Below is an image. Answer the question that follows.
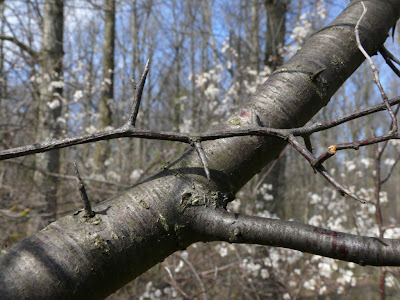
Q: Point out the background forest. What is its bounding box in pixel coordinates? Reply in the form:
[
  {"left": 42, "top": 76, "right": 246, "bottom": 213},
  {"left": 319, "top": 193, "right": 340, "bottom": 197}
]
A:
[{"left": 1, "top": 0, "right": 400, "bottom": 298}]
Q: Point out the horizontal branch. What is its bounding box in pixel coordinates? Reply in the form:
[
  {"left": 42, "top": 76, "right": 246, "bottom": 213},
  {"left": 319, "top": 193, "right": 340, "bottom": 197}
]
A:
[
  {"left": 1, "top": 97, "right": 399, "bottom": 161},
  {"left": 192, "top": 208, "right": 400, "bottom": 266},
  {"left": 0, "top": 127, "right": 282, "bottom": 160},
  {"left": 289, "top": 97, "right": 400, "bottom": 136},
  {"left": 335, "top": 133, "right": 399, "bottom": 151}
]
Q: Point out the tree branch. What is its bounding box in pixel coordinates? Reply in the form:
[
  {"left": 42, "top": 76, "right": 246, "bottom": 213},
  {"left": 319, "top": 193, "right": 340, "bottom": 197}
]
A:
[
  {"left": 1, "top": 97, "right": 399, "bottom": 161},
  {"left": 355, "top": 2, "right": 398, "bottom": 133},
  {"left": 0, "top": 35, "right": 39, "bottom": 59},
  {"left": 1, "top": 1, "right": 400, "bottom": 298},
  {"left": 191, "top": 208, "right": 400, "bottom": 266},
  {"left": 126, "top": 59, "right": 150, "bottom": 128}
]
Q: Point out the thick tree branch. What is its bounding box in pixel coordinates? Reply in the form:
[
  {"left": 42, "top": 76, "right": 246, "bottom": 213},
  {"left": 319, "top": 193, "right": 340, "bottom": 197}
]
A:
[
  {"left": 190, "top": 208, "right": 400, "bottom": 266},
  {"left": 1, "top": 1, "right": 400, "bottom": 298}
]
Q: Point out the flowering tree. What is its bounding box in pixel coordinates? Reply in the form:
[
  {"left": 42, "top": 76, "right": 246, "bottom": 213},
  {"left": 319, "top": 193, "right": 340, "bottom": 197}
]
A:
[{"left": 1, "top": 0, "right": 400, "bottom": 298}]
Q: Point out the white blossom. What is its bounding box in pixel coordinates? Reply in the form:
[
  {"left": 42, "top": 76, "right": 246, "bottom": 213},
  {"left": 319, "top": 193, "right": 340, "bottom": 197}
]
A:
[
  {"left": 49, "top": 80, "right": 64, "bottom": 89},
  {"left": 73, "top": 90, "right": 83, "bottom": 102},
  {"left": 85, "top": 125, "right": 97, "bottom": 134},
  {"left": 260, "top": 268, "right": 269, "bottom": 279},
  {"left": 130, "top": 169, "right": 143, "bottom": 181},
  {"left": 308, "top": 214, "right": 323, "bottom": 227},
  {"left": 56, "top": 117, "right": 66, "bottom": 125},
  {"left": 344, "top": 160, "right": 356, "bottom": 172},
  {"left": 106, "top": 171, "right": 120, "bottom": 182},
  {"left": 384, "top": 158, "right": 395, "bottom": 166},
  {"left": 227, "top": 199, "right": 241, "bottom": 212},
  {"left": 303, "top": 278, "right": 316, "bottom": 290},
  {"left": 283, "top": 293, "right": 291, "bottom": 300},
  {"left": 47, "top": 99, "right": 61, "bottom": 110},
  {"left": 360, "top": 158, "right": 372, "bottom": 168}
]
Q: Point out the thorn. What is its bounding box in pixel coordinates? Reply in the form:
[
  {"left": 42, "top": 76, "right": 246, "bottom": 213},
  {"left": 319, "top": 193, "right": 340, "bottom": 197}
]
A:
[
  {"left": 73, "top": 162, "right": 95, "bottom": 218},
  {"left": 192, "top": 140, "right": 211, "bottom": 180},
  {"left": 127, "top": 59, "right": 151, "bottom": 127},
  {"left": 310, "top": 68, "right": 326, "bottom": 81},
  {"left": 303, "top": 135, "right": 313, "bottom": 153}
]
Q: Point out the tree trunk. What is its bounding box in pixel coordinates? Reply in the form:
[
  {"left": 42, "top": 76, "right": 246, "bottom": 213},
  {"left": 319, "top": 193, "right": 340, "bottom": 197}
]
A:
[
  {"left": 94, "top": 0, "right": 115, "bottom": 170},
  {"left": 262, "top": 0, "right": 288, "bottom": 218},
  {"left": 250, "top": 0, "right": 259, "bottom": 71},
  {"left": 33, "top": 0, "right": 63, "bottom": 229},
  {"left": 1, "top": 1, "right": 400, "bottom": 298},
  {"left": 264, "top": 0, "right": 287, "bottom": 69}
]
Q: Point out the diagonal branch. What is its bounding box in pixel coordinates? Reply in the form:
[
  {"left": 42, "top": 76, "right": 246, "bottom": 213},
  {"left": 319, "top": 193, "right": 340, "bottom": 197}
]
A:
[
  {"left": 0, "top": 35, "right": 39, "bottom": 59},
  {"left": 355, "top": 2, "right": 398, "bottom": 133},
  {"left": 126, "top": 59, "right": 150, "bottom": 128},
  {"left": 191, "top": 208, "right": 400, "bottom": 266},
  {"left": 287, "top": 135, "right": 364, "bottom": 203},
  {"left": 379, "top": 46, "right": 400, "bottom": 78},
  {"left": 192, "top": 140, "right": 211, "bottom": 180}
]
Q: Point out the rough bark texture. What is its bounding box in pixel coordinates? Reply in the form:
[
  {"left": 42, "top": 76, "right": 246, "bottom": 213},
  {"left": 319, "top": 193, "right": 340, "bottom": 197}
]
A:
[
  {"left": 94, "top": 0, "right": 115, "bottom": 169},
  {"left": 262, "top": 0, "right": 288, "bottom": 217},
  {"left": 33, "top": 0, "right": 64, "bottom": 228},
  {"left": 1, "top": 1, "right": 400, "bottom": 299}
]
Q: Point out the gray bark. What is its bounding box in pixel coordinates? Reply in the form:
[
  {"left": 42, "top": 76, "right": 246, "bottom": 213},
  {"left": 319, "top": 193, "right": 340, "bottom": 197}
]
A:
[
  {"left": 262, "top": 0, "right": 288, "bottom": 217},
  {"left": 1, "top": 1, "right": 399, "bottom": 298},
  {"left": 33, "top": 0, "right": 63, "bottom": 228},
  {"left": 94, "top": 0, "right": 115, "bottom": 170}
]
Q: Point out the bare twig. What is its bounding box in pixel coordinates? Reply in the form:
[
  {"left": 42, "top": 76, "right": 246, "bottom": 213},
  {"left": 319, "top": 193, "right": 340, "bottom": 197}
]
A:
[
  {"left": 355, "top": 2, "right": 398, "bottom": 133},
  {"left": 379, "top": 46, "right": 400, "bottom": 78},
  {"left": 379, "top": 46, "right": 400, "bottom": 66},
  {"left": 127, "top": 59, "right": 150, "bottom": 127},
  {"left": 0, "top": 35, "right": 39, "bottom": 58},
  {"left": 287, "top": 135, "right": 365, "bottom": 203},
  {"left": 1, "top": 97, "right": 399, "bottom": 162},
  {"left": 178, "top": 253, "right": 208, "bottom": 300},
  {"left": 164, "top": 266, "right": 190, "bottom": 299},
  {"left": 313, "top": 145, "right": 336, "bottom": 166},
  {"left": 73, "top": 162, "right": 95, "bottom": 218},
  {"left": 381, "top": 151, "right": 400, "bottom": 185},
  {"left": 334, "top": 133, "right": 398, "bottom": 151},
  {"left": 192, "top": 140, "right": 211, "bottom": 180},
  {"left": 382, "top": 224, "right": 400, "bottom": 233},
  {"left": 289, "top": 97, "right": 400, "bottom": 136},
  {"left": 252, "top": 146, "right": 288, "bottom": 203}
]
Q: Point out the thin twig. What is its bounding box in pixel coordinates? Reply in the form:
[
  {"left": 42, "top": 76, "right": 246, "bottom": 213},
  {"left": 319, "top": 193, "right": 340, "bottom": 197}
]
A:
[
  {"left": 164, "top": 266, "right": 190, "bottom": 299},
  {"left": 379, "top": 46, "right": 400, "bottom": 78},
  {"left": 193, "top": 140, "right": 211, "bottom": 180},
  {"left": 381, "top": 152, "right": 400, "bottom": 185},
  {"left": 179, "top": 253, "right": 208, "bottom": 300},
  {"left": 289, "top": 97, "right": 400, "bottom": 136},
  {"left": 355, "top": 2, "right": 398, "bottom": 133},
  {"left": 252, "top": 147, "right": 288, "bottom": 204},
  {"left": 1, "top": 97, "right": 399, "bottom": 161},
  {"left": 73, "top": 162, "right": 95, "bottom": 218},
  {"left": 379, "top": 46, "right": 400, "bottom": 66},
  {"left": 287, "top": 135, "right": 365, "bottom": 203},
  {"left": 127, "top": 59, "right": 150, "bottom": 127},
  {"left": 312, "top": 145, "right": 336, "bottom": 166},
  {"left": 334, "top": 133, "right": 398, "bottom": 151}
]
